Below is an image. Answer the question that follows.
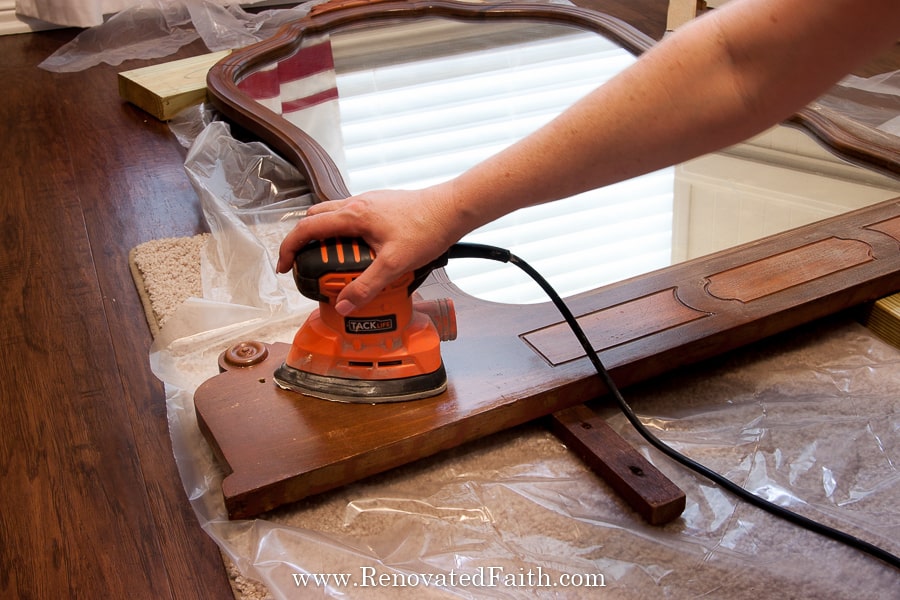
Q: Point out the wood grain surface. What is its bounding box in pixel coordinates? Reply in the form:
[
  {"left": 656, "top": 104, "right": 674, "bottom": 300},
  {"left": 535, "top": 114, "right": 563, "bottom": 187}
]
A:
[
  {"left": 197, "top": 342, "right": 687, "bottom": 522},
  {"left": 201, "top": 0, "right": 900, "bottom": 525},
  {"left": 0, "top": 27, "right": 229, "bottom": 600},
  {"left": 549, "top": 404, "right": 686, "bottom": 525},
  {"left": 195, "top": 196, "right": 900, "bottom": 519}
]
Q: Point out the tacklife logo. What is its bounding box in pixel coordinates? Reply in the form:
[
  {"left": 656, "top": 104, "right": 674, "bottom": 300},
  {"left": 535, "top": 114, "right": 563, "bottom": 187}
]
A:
[{"left": 345, "top": 315, "right": 397, "bottom": 334}]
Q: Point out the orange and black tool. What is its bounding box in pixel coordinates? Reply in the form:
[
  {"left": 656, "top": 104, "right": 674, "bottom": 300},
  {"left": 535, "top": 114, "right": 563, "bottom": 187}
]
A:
[{"left": 274, "top": 237, "right": 456, "bottom": 403}]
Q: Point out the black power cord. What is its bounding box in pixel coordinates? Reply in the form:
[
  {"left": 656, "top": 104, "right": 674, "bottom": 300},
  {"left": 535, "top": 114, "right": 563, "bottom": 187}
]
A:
[{"left": 448, "top": 242, "right": 900, "bottom": 571}]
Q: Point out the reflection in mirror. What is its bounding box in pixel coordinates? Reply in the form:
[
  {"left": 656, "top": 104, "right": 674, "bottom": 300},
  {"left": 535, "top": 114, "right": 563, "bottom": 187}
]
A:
[{"left": 236, "top": 17, "right": 900, "bottom": 304}]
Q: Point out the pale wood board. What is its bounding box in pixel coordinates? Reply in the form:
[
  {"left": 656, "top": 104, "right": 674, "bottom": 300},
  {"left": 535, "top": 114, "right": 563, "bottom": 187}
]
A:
[
  {"left": 862, "top": 291, "right": 900, "bottom": 349},
  {"left": 118, "top": 50, "right": 231, "bottom": 120}
]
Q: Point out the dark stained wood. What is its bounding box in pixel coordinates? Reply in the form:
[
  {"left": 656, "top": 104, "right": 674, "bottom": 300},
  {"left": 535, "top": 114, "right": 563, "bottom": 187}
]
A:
[
  {"left": 0, "top": 27, "right": 229, "bottom": 600},
  {"left": 198, "top": 0, "right": 900, "bottom": 521},
  {"left": 195, "top": 197, "right": 900, "bottom": 519},
  {"left": 197, "top": 342, "right": 686, "bottom": 521},
  {"left": 548, "top": 404, "right": 686, "bottom": 525}
]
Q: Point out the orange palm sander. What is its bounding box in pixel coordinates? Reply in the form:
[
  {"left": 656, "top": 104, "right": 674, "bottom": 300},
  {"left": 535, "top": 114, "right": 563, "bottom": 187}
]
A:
[{"left": 274, "top": 237, "right": 457, "bottom": 403}]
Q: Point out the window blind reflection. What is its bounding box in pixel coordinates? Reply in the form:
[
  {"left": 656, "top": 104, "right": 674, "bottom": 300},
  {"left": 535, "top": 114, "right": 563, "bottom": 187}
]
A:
[{"left": 332, "top": 23, "right": 674, "bottom": 304}]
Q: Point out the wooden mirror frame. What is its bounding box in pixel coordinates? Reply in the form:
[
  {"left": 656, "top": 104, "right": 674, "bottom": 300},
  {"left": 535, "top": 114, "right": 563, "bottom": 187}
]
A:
[
  {"left": 208, "top": 0, "right": 900, "bottom": 194},
  {"left": 201, "top": 0, "right": 900, "bottom": 518}
]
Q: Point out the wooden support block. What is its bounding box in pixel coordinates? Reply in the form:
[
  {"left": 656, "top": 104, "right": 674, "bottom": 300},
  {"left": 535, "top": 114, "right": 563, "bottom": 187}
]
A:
[
  {"left": 196, "top": 339, "right": 688, "bottom": 522},
  {"left": 118, "top": 50, "right": 230, "bottom": 120},
  {"left": 861, "top": 291, "right": 900, "bottom": 349},
  {"left": 549, "top": 404, "right": 686, "bottom": 525}
]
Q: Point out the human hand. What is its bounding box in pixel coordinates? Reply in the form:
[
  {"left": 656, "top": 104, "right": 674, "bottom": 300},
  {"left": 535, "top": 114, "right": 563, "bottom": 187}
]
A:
[{"left": 277, "top": 186, "right": 465, "bottom": 315}]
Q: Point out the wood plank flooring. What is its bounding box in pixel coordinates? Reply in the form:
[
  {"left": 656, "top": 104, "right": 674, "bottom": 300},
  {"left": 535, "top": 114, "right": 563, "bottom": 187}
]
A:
[{"left": 0, "top": 27, "right": 231, "bottom": 600}]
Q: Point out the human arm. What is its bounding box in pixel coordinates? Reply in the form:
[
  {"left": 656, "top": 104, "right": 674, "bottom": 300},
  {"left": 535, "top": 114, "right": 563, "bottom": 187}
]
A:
[{"left": 278, "top": 0, "right": 900, "bottom": 315}]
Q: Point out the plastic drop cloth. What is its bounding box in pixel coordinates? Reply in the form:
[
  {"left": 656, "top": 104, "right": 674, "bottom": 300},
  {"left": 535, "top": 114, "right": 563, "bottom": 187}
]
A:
[
  {"left": 148, "top": 104, "right": 900, "bottom": 599},
  {"left": 37, "top": 0, "right": 330, "bottom": 72},
  {"left": 820, "top": 70, "right": 900, "bottom": 137}
]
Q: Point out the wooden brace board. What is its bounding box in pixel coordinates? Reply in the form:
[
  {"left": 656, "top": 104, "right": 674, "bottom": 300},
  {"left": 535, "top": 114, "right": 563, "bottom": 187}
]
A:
[
  {"left": 197, "top": 341, "right": 687, "bottom": 522},
  {"left": 195, "top": 198, "right": 900, "bottom": 519}
]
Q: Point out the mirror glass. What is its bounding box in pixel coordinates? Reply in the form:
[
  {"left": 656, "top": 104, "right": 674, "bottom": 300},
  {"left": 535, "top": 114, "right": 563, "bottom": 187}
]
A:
[{"left": 235, "top": 17, "right": 900, "bottom": 304}]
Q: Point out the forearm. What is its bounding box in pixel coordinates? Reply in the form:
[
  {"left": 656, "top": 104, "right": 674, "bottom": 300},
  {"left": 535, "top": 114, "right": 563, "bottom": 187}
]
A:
[
  {"left": 279, "top": 0, "right": 899, "bottom": 313},
  {"left": 442, "top": 0, "right": 900, "bottom": 236}
]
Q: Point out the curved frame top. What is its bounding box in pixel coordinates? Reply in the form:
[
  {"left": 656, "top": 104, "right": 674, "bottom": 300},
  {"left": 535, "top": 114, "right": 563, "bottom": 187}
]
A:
[
  {"left": 207, "top": 0, "right": 671, "bottom": 201},
  {"left": 207, "top": 0, "right": 900, "bottom": 199}
]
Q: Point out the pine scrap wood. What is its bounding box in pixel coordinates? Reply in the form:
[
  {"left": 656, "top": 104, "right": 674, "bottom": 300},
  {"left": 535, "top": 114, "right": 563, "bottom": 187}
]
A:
[
  {"left": 118, "top": 50, "right": 231, "bottom": 121},
  {"left": 862, "top": 291, "right": 900, "bottom": 349}
]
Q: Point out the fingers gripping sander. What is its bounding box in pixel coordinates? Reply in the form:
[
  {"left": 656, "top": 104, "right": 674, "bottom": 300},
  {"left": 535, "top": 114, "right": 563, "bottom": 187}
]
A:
[{"left": 274, "top": 238, "right": 457, "bottom": 403}]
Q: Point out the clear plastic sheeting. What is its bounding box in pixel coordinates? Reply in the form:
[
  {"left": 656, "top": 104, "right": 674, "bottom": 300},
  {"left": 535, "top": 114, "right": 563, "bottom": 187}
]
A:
[
  {"left": 37, "top": 0, "right": 329, "bottom": 72},
  {"left": 153, "top": 309, "right": 900, "bottom": 598},
  {"left": 37, "top": 0, "right": 198, "bottom": 72},
  {"left": 177, "top": 105, "right": 315, "bottom": 318},
  {"left": 153, "top": 110, "right": 900, "bottom": 598},
  {"left": 816, "top": 69, "right": 900, "bottom": 138}
]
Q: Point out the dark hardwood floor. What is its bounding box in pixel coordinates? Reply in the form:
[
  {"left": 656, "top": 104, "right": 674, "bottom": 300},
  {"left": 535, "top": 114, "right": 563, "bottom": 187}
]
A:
[
  {"left": 1, "top": 1, "right": 895, "bottom": 597},
  {"left": 1, "top": 25, "right": 231, "bottom": 600}
]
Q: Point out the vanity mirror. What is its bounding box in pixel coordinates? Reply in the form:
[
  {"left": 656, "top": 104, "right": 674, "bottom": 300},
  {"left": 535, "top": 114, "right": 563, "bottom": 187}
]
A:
[
  {"left": 202, "top": 0, "right": 900, "bottom": 517},
  {"left": 208, "top": 0, "right": 900, "bottom": 304}
]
